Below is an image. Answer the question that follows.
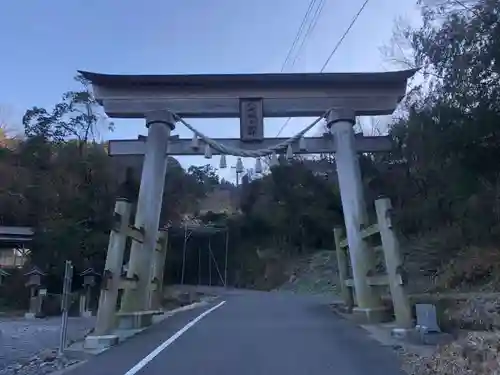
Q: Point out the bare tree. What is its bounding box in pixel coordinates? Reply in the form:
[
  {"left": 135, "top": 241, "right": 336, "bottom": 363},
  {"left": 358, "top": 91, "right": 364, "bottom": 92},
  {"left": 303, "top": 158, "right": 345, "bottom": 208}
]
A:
[
  {"left": 0, "top": 104, "right": 23, "bottom": 139},
  {"left": 379, "top": 16, "right": 418, "bottom": 70}
]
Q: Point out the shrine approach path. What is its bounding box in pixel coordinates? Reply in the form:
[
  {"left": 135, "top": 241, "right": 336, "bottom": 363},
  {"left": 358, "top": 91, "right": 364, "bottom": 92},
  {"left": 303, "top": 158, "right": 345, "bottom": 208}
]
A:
[{"left": 65, "top": 289, "right": 405, "bottom": 375}]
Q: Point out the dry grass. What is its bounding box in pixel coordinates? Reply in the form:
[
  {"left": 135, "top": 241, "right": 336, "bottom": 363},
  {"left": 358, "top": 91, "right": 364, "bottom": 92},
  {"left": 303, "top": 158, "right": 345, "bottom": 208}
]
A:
[{"left": 401, "top": 332, "right": 500, "bottom": 375}]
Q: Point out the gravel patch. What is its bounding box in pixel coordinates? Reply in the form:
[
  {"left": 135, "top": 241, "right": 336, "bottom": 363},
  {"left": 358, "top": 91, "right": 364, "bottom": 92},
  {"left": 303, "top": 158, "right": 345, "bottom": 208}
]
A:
[
  {"left": 0, "top": 316, "right": 94, "bottom": 374},
  {"left": 0, "top": 350, "right": 82, "bottom": 375}
]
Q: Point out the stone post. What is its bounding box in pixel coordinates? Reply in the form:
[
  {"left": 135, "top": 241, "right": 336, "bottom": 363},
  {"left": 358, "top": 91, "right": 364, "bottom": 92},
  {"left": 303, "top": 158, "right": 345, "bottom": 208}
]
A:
[
  {"left": 121, "top": 110, "right": 175, "bottom": 312},
  {"left": 375, "top": 197, "right": 413, "bottom": 329},
  {"left": 148, "top": 229, "right": 169, "bottom": 311},
  {"left": 24, "top": 267, "right": 46, "bottom": 319},
  {"left": 80, "top": 268, "right": 100, "bottom": 317},
  {"left": 94, "top": 199, "right": 132, "bottom": 335},
  {"left": 333, "top": 227, "right": 354, "bottom": 310},
  {"left": 327, "top": 109, "right": 384, "bottom": 320}
]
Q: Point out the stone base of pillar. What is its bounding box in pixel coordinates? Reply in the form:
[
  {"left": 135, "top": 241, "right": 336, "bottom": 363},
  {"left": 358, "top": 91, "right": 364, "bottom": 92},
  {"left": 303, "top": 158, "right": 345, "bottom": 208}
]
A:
[
  {"left": 116, "top": 311, "right": 158, "bottom": 330},
  {"left": 83, "top": 335, "right": 119, "bottom": 350},
  {"left": 81, "top": 310, "right": 93, "bottom": 318},
  {"left": 24, "top": 312, "right": 36, "bottom": 320},
  {"left": 332, "top": 301, "right": 354, "bottom": 314},
  {"left": 391, "top": 327, "right": 416, "bottom": 340},
  {"left": 352, "top": 306, "right": 392, "bottom": 324}
]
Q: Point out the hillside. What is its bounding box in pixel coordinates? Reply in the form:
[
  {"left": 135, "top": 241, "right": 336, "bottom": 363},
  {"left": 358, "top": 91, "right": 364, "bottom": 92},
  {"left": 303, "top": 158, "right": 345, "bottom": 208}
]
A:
[{"left": 279, "top": 250, "right": 340, "bottom": 296}]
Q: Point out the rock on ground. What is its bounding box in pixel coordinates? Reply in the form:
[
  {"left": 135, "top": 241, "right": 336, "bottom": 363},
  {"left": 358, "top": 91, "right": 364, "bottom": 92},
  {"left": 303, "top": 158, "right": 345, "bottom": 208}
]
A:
[
  {"left": 0, "top": 349, "right": 82, "bottom": 375},
  {"left": 0, "top": 316, "right": 94, "bottom": 374}
]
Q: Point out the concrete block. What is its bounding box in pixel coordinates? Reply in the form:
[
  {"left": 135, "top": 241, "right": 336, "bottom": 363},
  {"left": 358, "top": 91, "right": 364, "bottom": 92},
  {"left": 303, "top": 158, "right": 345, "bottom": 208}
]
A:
[
  {"left": 24, "top": 312, "right": 36, "bottom": 320},
  {"left": 116, "top": 311, "right": 155, "bottom": 330},
  {"left": 352, "top": 306, "right": 392, "bottom": 324},
  {"left": 81, "top": 310, "right": 93, "bottom": 318},
  {"left": 83, "top": 334, "right": 119, "bottom": 350}
]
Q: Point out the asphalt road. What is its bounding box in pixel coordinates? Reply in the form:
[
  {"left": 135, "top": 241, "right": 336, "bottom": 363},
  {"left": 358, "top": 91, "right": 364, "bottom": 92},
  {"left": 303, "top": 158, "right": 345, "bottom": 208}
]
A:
[{"left": 66, "top": 290, "right": 405, "bottom": 375}]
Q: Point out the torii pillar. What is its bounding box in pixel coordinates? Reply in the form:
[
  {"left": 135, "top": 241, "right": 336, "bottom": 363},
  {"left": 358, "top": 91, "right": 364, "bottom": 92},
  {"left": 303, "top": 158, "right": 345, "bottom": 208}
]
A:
[
  {"left": 120, "top": 110, "right": 175, "bottom": 312},
  {"left": 327, "top": 109, "right": 386, "bottom": 321}
]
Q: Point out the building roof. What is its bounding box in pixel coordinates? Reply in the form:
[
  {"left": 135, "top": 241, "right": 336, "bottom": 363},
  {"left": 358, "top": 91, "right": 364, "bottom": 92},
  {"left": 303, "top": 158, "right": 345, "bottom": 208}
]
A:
[{"left": 0, "top": 226, "right": 33, "bottom": 243}]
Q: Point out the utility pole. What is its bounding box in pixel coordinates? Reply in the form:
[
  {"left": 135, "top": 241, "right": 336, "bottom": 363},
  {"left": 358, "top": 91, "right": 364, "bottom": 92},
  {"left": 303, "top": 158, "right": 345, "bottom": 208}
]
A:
[
  {"left": 231, "top": 166, "right": 241, "bottom": 187},
  {"left": 59, "top": 260, "right": 73, "bottom": 355}
]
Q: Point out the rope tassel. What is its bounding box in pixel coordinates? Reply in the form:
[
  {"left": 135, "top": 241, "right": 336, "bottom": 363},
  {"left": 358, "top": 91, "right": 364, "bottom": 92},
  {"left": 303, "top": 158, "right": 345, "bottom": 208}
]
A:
[
  {"left": 270, "top": 152, "right": 279, "bottom": 167},
  {"left": 299, "top": 136, "right": 307, "bottom": 151},
  {"left": 255, "top": 157, "right": 262, "bottom": 174},
  {"left": 204, "top": 144, "right": 212, "bottom": 159},
  {"left": 219, "top": 154, "right": 227, "bottom": 169},
  {"left": 235, "top": 157, "right": 244, "bottom": 173},
  {"left": 191, "top": 133, "right": 199, "bottom": 149}
]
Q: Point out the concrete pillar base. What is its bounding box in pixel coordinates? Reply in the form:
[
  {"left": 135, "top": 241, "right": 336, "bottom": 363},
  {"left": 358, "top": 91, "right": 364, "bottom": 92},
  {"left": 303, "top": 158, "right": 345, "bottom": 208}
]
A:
[
  {"left": 81, "top": 310, "right": 93, "bottom": 318},
  {"left": 84, "top": 335, "right": 119, "bottom": 350},
  {"left": 352, "top": 307, "right": 392, "bottom": 324},
  {"left": 116, "top": 311, "right": 156, "bottom": 330},
  {"left": 332, "top": 302, "right": 354, "bottom": 314},
  {"left": 24, "top": 312, "right": 36, "bottom": 319}
]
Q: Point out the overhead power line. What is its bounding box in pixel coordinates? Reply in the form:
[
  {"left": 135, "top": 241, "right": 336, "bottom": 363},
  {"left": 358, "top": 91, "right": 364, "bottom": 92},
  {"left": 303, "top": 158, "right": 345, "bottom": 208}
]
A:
[
  {"left": 320, "top": 0, "right": 370, "bottom": 72},
  {"left": 287, "top": 0, "right": 326, "bottom": 71},
  {"left": 281, "top": 0, "right": 318, "bottom": 72},
  {"left": 275, "top": 0, "right": 325, "bottom": 138},
  {"left": 276, "top": 0, "right": 371, "bottom": 137},
  {"left": 276, "top": 0, "right": 326, "bottom": 137}
]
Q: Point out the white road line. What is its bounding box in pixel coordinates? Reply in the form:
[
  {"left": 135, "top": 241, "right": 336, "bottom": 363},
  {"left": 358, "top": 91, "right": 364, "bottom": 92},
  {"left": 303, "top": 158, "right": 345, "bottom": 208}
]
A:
[{"left": 123, "top": 300, "right": 226, "bottom": 375}]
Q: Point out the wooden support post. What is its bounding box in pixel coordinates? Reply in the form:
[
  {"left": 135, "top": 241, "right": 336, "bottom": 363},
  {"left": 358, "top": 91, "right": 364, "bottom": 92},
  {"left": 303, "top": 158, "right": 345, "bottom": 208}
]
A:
[
  {"left": 333, "top": 227, "right": 354, "bottom": 310},
  {"left": 94, "top": 199, "right": 132, "bottom": 335},
  {"left": 148, "top": 229, "right": 169, "bottom": 311},
  {"left": 375, "top": 197, "right": 413, "bottom": 329}
]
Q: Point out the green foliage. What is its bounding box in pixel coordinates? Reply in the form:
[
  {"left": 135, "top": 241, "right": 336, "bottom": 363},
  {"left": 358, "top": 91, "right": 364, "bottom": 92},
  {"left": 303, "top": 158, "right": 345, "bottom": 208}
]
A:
[
  {"left": 379, "top": 0, "right": 500, "bottom": 250},
  {"left": 238, "top": 160, "right": 343, "bottom": 255},
  {"left": 23, "top": 74, "right": 112, "bottom": 150},
  {"left": 0, "top": 80, "right": 220, "bottom": 282},
  {"left": 187, "top": 165, "right": 219, "bottom": 193}
]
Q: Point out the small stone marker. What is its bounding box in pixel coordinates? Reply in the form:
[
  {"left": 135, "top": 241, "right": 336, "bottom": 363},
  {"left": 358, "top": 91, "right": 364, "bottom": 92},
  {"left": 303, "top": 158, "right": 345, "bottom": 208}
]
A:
[{"left": 415, "top": 303, "right": 441, "bottom": 333}]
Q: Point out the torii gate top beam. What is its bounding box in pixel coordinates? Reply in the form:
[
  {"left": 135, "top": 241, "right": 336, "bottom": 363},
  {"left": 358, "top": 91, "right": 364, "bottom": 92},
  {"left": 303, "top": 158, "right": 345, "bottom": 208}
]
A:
[{"left": 79, "top": 69, "right": 417, "bottom": 119}]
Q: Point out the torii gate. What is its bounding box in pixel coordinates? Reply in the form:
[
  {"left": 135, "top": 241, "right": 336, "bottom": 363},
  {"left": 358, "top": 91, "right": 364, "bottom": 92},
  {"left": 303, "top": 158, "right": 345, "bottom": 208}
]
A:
[{"left": 81, "top": 69, "right": 416, "bottom": 337}]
